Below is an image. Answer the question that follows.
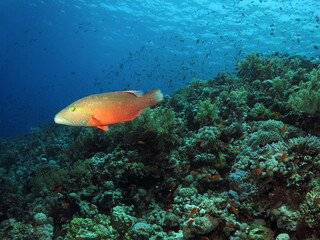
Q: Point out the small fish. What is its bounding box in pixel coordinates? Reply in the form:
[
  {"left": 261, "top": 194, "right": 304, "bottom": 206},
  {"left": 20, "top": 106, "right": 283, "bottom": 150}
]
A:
[
  {"left": 279, "top": 153, "right": 288, "bottom": 163},
  {"left": 212, "top": 175, "right": 221, "bottom": 182},
  {"left": 165, "top": 209, "right": 171, "bottom": 216},
  {"left": 293, "top": 159, "right": 300, "bottom": 165},
  {"left": 89, "top": 205, "right": 95, "bottom": 210},
  {"left": 226, "top": 221, "right": 235, "bottom": 227},
  {"left": 238, "top": 133, "right": 246, "bottom": 140},
  {"left": 251, "top": 124, "right": 255, "bottom": 133},
  {"left": 231, "top": 206, "right": 239, "bottom": 218},
  {"left": 54, "top": 186, "right": 62, "bottom": 193},
  {"left": 202, "top": 237, "right": 210, "bottom": 240},
  {"left": 280, "top": 125, "right": 287, "bottom": 136},
  {"left": 176, "top": 167, "right": 182, "bottom": 171},
  {"left": 314, "top": 45, "right": 319, "bottom": 49},
  {"left": 137, "top": 140, "right": 145, "bottom": 145},
  {"left": 33, "top": 226, "right": 38, "bottom": 232},
  {"left": 316, "top": 197, "right": 320, "bottom": 205},
  {"left": 128, "top": 184, "right": 136, "bottom": 189},
  {"left": 168, "top": 203, "right": 173, "bottom": 208},
  {"left": 186, "top": 219, "right": 195, "bottom": 225},
  {"left": 63, "top": 203, "right": 70, "bottom": 208},
  {"left": 254, "top": 169, "right": 262, "bottom": 175},
  {"left": 54, "top": 89, "right": 163, "bottom": 130},
  {"left": 189, "top": 207, "right": 198, "bottom": 217},
  {"left": 76, "top": 237, "right": 86, "bottom": 240},
  {"left": 138, "top": 228, "right": 148, "bottom": 232}
]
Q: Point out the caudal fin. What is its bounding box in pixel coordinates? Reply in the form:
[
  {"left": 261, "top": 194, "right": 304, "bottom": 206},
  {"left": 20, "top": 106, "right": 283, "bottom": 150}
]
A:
[{"left": 142, "top": 89, "right": 164, "bottom": 108}]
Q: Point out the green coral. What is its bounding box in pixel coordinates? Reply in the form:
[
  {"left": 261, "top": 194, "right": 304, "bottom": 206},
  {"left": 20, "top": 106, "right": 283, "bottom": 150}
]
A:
[
  {"left": 0, "top": 219, "right": 35, "bottom": 240},
  {"left": 270, "top": 77, "right": 289, "bottom": 96},
  {"left": 29, "top": 165, "right": 68, "bottom": 194},
  {"left": 299, "top": 186, "right": 320, "bottom": 228},
  {"left": 220, "top": 86, "right": 248, "bottom": 106},
  {"left": 288, "top": 66, "right": 320, "bottom": 114},
  {"left": 238, "top": 52, "right": 285, "bottom": 81},
  {"left": 247, "top": 120, "right": 284, "bottom": 148},
  {"left": 66, "top": 215, "right": 116, "bottom": 239},
  {"left": 70, "top": 158, "right": 93, "bottom": 180},
  {"left": 248, "top": 225, "right": 274, "bottom": 240},
  {"left": 111, "top": 206, "right": 136, "bottom": 235},
  {"left": 249, "top": 103, "right": 284, "bottom": 120},
  {"left": 194, "top": 99, "right": 218, "bottom": 125},
  {"left": 116, "top": 106, "right": 179, "bottom": 152}
]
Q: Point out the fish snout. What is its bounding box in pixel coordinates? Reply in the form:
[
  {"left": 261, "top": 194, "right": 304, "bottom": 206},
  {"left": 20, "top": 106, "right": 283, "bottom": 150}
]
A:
[{"left": 54, "top": 115, "right": 68, "bottom": 125}]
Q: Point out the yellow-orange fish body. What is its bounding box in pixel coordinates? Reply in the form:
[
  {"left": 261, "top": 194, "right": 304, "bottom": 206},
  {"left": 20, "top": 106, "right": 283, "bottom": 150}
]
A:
[{"left": 54, "top": 89, "right": 163, "bottom": 130}]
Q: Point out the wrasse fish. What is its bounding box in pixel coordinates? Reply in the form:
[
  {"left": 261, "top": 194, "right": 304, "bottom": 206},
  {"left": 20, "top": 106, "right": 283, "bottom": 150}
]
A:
[{"left": 54, "top": 89, "right": 164, "bottom": 130}]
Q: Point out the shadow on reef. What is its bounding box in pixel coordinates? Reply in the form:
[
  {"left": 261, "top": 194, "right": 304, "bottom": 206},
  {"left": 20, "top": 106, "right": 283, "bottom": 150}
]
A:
[{"left": 0, "top": 52, "right": 320, "bottom": 239}]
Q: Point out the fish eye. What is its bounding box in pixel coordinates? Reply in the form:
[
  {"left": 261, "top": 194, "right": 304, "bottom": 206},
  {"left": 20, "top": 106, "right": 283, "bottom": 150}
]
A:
[{"left": 70, "top": 106, "right": 76, "bottom": 112}]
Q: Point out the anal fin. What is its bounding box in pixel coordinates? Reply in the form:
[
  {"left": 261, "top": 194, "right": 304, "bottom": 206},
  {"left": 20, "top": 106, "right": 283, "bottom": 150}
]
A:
[{"left": 97, "top": 125, "right": 109, "bottom": 131}]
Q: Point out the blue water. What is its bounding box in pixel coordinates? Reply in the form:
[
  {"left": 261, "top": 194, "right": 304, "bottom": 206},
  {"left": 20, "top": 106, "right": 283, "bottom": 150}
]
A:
[{"left": 1, "top": 0, "right": 319, "bottom": 138}]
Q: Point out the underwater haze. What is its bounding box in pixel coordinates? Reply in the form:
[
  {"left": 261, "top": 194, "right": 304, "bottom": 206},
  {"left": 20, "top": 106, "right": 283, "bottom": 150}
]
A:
[{"left": 1, "top": 0, "right": 319, "bottom": 138}]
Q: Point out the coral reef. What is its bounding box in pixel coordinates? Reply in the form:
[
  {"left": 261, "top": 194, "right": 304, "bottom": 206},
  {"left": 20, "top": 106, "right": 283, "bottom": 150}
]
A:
[{"left": 1, "top": 52, "right": 320, "bottom": 239}]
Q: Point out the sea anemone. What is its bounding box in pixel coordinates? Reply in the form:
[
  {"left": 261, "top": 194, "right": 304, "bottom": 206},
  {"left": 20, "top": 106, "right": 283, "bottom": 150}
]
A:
[{"left": 286, "top": 135, "right": 320, "bottom": 156}]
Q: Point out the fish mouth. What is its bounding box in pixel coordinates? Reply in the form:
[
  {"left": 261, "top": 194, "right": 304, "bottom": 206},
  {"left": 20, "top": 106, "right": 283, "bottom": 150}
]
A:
[{"left": 54, "top": 115, "right": 67, "bottom": 125}]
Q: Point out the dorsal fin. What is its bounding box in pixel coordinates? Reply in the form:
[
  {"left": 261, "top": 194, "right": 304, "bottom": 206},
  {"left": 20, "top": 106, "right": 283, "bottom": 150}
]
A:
[{"left": 123, "top": 90, "right": 143, "bottom": 96}]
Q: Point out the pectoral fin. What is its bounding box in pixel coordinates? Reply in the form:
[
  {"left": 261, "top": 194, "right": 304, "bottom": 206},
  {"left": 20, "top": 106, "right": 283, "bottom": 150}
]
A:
[{"left": 91, "top": 115, "right": 109, "bottom": 131}]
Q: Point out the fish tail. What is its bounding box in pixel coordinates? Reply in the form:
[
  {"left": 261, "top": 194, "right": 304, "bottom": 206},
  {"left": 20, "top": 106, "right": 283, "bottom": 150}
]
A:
[{"left": 141, "top": 89, "right": 164, "bottom": 108}]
